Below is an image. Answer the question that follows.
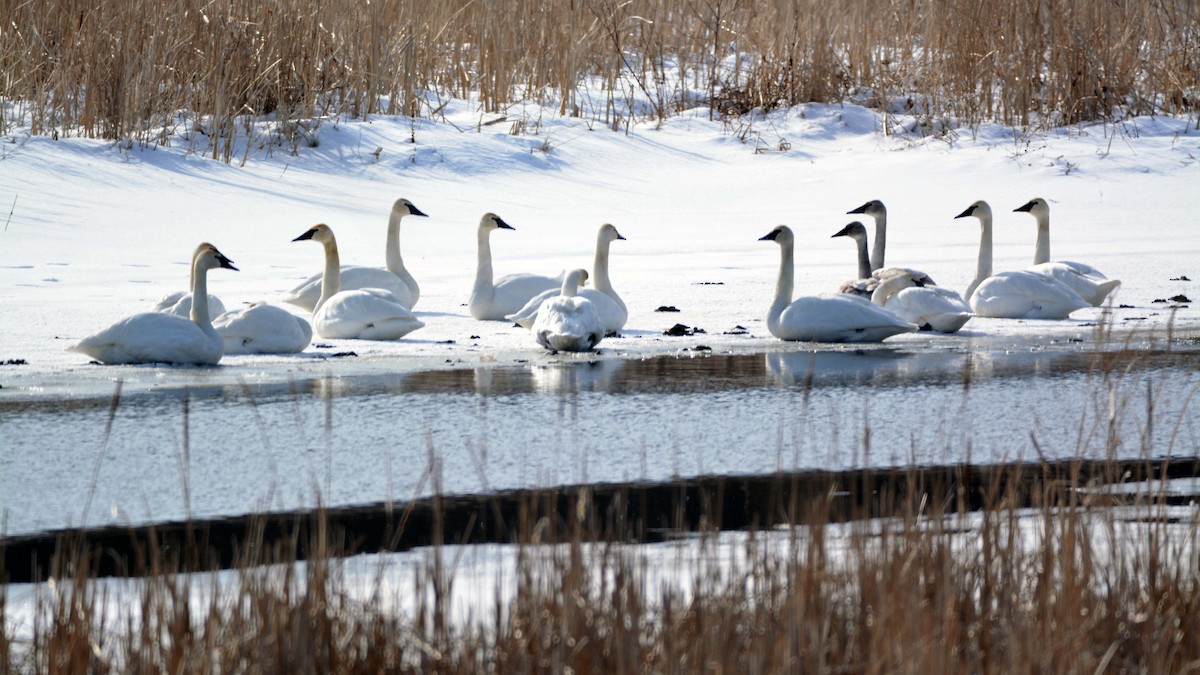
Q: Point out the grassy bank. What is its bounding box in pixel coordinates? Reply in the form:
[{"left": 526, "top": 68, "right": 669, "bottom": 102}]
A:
[{"left": 3, "top": 0, "right": 1197, "bottom": 159}]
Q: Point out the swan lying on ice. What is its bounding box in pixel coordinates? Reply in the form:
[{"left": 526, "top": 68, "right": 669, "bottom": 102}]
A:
[
  {"left": 71, "top": 243, "right": 238, "bottom": 365},
  {"left": 869, "top": 273, "right": 973, "bottom": 333},
  {"left": 469, "top": 213, "right": 563, "bottom": 320},
  {"left": 213, "top": 302, "right": 312, "bottom": 354},
  {"left": 955, "top": 200, "right": 1089, "bottom": 320},
  {"left": 760, "top": 225, "right": 917, "bottom": 343},
  {"left": 531, "top": 269, "right": 607, "bottom": 352},
  {"left": 283, "top": 198, "right": 427, "bottom": 311},
  {"left": 293, "top": 223, "right": 425, "bottom": 340},
  {"left": 507, "top": 223, "right": 627, "bottom": 334},
  {"left": 1013, "top": 197, "right": 1120, "bottom": 306},
  {"left": 831, "top": 220, "right": 934, "bottom": 298}
]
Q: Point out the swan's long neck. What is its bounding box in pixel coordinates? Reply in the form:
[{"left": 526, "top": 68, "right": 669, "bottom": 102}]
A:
[
  {"left": 385, "top": 211, "right": 420, "bottom": 301},
  {"left": 188, "top": 256, "right": 213, "bottom": 327},
  {"left": 966, "top": 213, "right": 993, "bottom": 301},
  {"left": 853, "top": 235, "right": 872, "bottom": 280},
  {"left": 591, "top": 233, "right": 626, "bottom": 312},
  {"left": 870, "top": 273, "right": 907, "bottom": 307},
  {"left": 316, "top": 239, "right": 342, "bottom": 312},
  {"left": 562, "top": 271, "right": 584, "bottom": 298},
  {"left": 1033, "top": 212, "right": 1051, "bottom": 265},
  {"left": 473, "top": 225, "right": 495, "bottom": 302},
  {"left": 870, "top": 210, "right": 887, "bottom": 271},
  {"left": 768, "top": 240, "right": 795, "bottom": 333}
]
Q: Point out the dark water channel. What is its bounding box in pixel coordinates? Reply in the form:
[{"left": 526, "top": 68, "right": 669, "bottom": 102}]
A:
[{"left": 2, "top": 346, "right": 1196, "bottom": 537}]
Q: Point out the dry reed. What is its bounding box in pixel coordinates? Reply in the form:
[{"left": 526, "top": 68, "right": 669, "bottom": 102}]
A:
[{"left": 2, "top": 0, "right": 1196, "bottom": 161}]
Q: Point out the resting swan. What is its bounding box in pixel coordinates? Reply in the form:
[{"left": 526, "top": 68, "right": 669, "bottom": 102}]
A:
[
  {"left": 469, "top": 213, "right": 564, "bottom": 320},
  {"left": 760, "top": 225, "right": 917, "bottom": 342},
  {"left": 870, "top": 273, "right": 973, "bottom": 333},
  {"left": 283, "top": 198, "right": 427, "bottom": 311},
  {"left": 955, "top": 200, "right": 1089, "bottom": 319},
  {"left": 507, "top": 224, "right": 628, "bottom": 334},
  {"left": 151, "top": 243, "right": 227, "bottom": 318},
  {"left": 71, "top": 243, "right": 238, "bottom": 365},
  {"left": 213, "top": 302, "right": 313, "bottom": 354},
  {"left": 293, "top": 224, "right": 425, "bottom": 340},
  {"left": 830, "top": 221, "right": 932, "bottom": 298},
  {"left": 531, "top": 269, "right": 607, "bottom": 352},
  {"left": 1014, "top": 197, "right": 1120, "bottom": 306},
  {"left": 846, "top": 199, "right": 935, "bottom": 285}
]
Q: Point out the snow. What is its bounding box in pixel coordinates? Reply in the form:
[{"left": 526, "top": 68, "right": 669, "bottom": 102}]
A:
[{"left": 1, "top": 101, "right": 1198, "bottom": 400}]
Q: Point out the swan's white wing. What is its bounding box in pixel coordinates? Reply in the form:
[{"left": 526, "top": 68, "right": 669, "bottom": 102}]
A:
[
  {"left": 970, "top": 271, "right": 1090, "bottom": 319},
  {"left": 775, "top": 294, "right": 917, "bottom": 343},
  {"left": 70, "top": 312, "right": 223, "bottom": 365},
  {"left": 873, "top": 267, "right": 935, "bottom": 286},
  {"left": 152, "top": 293, "right": 226, "bottom": 319},
  {"left": 314, "top": 288, "right": 424, "bottom": 340},
  {"left": 885, "top": 286, "right": 973, "bottom": 333},
  {"left": 506, "top": 288, "right": 558, "bottom": 327},
  {"left": 1027, "top": 262, "right": 1119, "bottom": 306},
  {"left": 487, "top": 272, "right": 564, "bottom": 318},
  {"left": 533, "top": 296, "right": 605, "bottom": 352},
  {"left": 283, "top": 266, "right": 416, "bottom": 311},
  {"left": 214, "top": 303, "right": 313, "bottom": 354}
]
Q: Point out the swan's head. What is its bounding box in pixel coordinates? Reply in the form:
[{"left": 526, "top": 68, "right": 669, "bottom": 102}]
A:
[
  {"left": 831, "top": 221, "right": 868, "bottom": 242},
  {"left": 599, "top": 223, "right": 627, "bottom": 242},
  {"left": 196, "top": 242, "right": 238, "bottom": 272},
  {"left": 567, "top": 268, "right": 590, "bottom": 286},
  {"left": 1013, "top": 197, "right": 1048, "bottom": 218},
  {"left": 847, "top": 199, "right": 885, "bottom": 217},
  {"left": 758, "top": 225, "right": 793, "bottom": 245},
  {"left": 955, "top": 200, "right": 992, "bottom": 221},
  {"left": 293, "top": 223, "right": 335, "bottom": 245},
  {"left": 480, "top": 212, "right": 515, "bottom": 232},
  {"left": 393, "top": 198, "right": 428, "bottom": 218}
]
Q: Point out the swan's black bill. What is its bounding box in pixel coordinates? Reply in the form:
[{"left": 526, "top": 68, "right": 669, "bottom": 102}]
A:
[
  {"left": 954, "top": 205, "right": 977, "bottom": 219},
  {"left": 216, "top": 252, "right": 238, "bottom": 271},
  {"left": 494, "top": 216, "right": 515, "bottom": 230},
  {"left": 1014, "top": 200, "right": 1036, "bottom": 213},
  {"left": 759, "top": 229, "right": 781, "bottom": 241},
  {"left": 293, "top": 229, "right": 318, "bottom": 242},
  {"left": 847, "top": 200, "right": 875, "bottom": 215},
  {"left": 409, "top": 203, "right": 429, "bottom": 217},
  {"left": 831, "top": 222, "right": 862, "bottom": 238}
]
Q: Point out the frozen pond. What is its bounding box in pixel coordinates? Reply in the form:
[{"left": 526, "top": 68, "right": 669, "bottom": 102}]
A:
[{"left": 2, "top": 343, "right": 1197, "bottom": 537}]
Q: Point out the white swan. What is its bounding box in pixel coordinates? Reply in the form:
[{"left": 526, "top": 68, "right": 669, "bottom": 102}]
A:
[
  {"left": 293, "top": 224, "right": 425, "bottom": 340},
  {"left": 759, "top": 225, "right": 917, "bottom": 342},
  {"left": 283, "top": 198, "right": 427, "bottom": 311},
  {"left": 70, "top": 243, "right": 238, "bottom": 365},
  {"left": 469, "top": 213, "right": 564, "bottom": 320},
  {"left": 151, "top": 243, "right": 228, "bottom": 318},
  {"left": 870, "top": 273, "right": 973, "bottom": 333},
  {"left": 507, "top": 223, "right": 628, "bottom": 334},
  {"left": 213, "top": 302, "right": 313, "bottom": 354},
  {"left": 846, "top": 199, "right": 935, "bottom": 285},
  {"left": 1014, "top": 197, "right": 1120, "bottom": 305},
  {"left": 955, "top": 200, "right": 1090, "bottom": 319},
  {"left": 531, "top": 269, "right": 606, "bottom": 352}
]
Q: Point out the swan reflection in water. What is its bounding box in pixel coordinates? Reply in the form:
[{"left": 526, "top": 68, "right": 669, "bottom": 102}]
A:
[{"left": 765, "top": 349, "right": 976, "bottom": 388}]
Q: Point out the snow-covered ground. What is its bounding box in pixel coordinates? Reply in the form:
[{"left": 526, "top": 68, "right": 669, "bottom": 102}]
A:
[{"left": 2, "top": 100, "right": 1198, "bottom": 400}]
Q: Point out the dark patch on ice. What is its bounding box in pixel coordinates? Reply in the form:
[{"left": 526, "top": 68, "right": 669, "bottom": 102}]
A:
[
  {"left": 437, "top": 340, "right": 456, "bottom": 344},
  {"left": 664, "top": 323, "right": 705, "bottom": 336},
  {"left": 695, "top": 281, "right": 724, "bottom": 285},
  {"left": 655, "top": 305, "right": 681, "bottom": 312},
  {"left": 723, "top": 325, "right": 749, "bottom": 335},
  {"left": 469, "top": 335, "right": 481, "bottom": 340},
  {"left": 1169, "top": 294, "right": 1191, "bottom": 303},
  {"left": 1118, "top": 304, "right": 1135, "bottom": 309},
  {"left": 1170, "top": 275, "right": 1191, "bottom": 281},
  {"left": 328, "top": 351, "right": 358, "bottom": 358},
  {"left": 2, "top": 359, "right": 28, "bottom": 366},
  {"left": 314, "top": 343, "right": 334, "bottom": 349}
]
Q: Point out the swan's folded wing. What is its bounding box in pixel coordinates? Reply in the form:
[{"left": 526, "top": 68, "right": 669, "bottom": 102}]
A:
[
  {"left": 284, "top": 266, "right": 415, "bottom": 310},
  {"left": 70, "top": 313, "right": 222, "bottom": 364},
  {"left": 506, "top": 288, "right": 558, "bottom": 327},
  {"left": 214, "top": 303, "right": 312, "bottom": 353}
]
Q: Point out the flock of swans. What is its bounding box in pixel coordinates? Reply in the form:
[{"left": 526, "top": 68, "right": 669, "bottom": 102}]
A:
[{"left": 68, "top": 197, "right": 1118, "bottom": 366}]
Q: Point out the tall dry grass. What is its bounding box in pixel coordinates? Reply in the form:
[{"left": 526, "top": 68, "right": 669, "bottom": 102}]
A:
[
  {"left": 3, "top": 467, "right": 1198, "bottom": 673},
  {"left": 2, "top": 0, "right": 1196, "bottom": 159}
]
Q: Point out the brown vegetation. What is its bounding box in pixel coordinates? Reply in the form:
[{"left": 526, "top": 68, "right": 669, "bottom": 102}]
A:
[{"left": 2, "top": 0, "right": 1197, "bottom": 158}]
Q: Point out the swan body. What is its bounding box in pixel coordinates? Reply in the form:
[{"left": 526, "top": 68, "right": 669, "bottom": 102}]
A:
[
  {"left": 760, "top": 226, "right": 917, "bottom": 343},
  {"left": 870, "top": 273, "right": 973, "bottom": 333},
  {"left": 469, "top": 213, "right": 564, "bottom": 320},
  {"left": 956, "top": 201, "right": 1089, "bottom": 319},
  {"left": 294, "top": 224, "right": 425, "bottom": 340},
  {"left": 151, "top": 243, "right": 228, "bottom": 317},
  {"left": 507, "top": 224, "right": 627, "bottom": 333},
  {"left": 71, "top": 244, "right": 238, "bottom": 365},
  {"left": 532, "top": 269, "right": 606, "bottom": 352},
  {"left": 1014, "top": 198, "right": 1120, "bottom": 305},
  {"left": 213, "top": 302, "right": 313, "bottom": 354},
  {"left": 283, "top": 198, "right": 427, "bottom": 311}
]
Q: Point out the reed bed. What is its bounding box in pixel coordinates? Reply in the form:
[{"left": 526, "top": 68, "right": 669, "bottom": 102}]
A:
[
  {"left": 2, "top": 0, "right": 1197, "bottom": 160},
  {"left": 2, "top": 465, "right": 1198, "bottom": 674}
]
